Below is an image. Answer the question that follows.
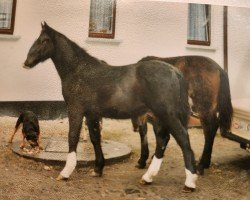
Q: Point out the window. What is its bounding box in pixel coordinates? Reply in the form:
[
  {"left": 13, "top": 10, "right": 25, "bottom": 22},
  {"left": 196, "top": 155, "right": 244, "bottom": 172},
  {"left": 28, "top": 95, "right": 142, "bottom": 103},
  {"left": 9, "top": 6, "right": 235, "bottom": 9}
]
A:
[
  {"left": 188, "top": 4, "right": 211, "bottom": 46},
  {"left": 0, "top": 0, "right": 16, "bottom": 34},
  {"left": 89, "top": 0, "right": 116, "bottom": 39}
]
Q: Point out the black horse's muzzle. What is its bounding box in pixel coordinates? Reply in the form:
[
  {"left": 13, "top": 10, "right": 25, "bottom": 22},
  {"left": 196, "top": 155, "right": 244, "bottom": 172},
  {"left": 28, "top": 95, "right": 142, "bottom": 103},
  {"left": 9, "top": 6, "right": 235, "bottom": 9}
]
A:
[
  {"left": 23, "top": 64, "right": 31, "bottom": 69},
  {"left": 23, "top": 58, "right": 35, "bottom": 69}
]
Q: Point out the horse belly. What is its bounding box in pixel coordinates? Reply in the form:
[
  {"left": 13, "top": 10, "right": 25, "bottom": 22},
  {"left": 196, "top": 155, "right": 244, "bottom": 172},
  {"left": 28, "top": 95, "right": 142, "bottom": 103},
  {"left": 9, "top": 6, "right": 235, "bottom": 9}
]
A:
[
  {"left": 101, "top": 100, "right": 148, "bottom": 119},
  {"left": 101, "top": 106, "right": 148, "bottom": 119},
  {"left": 100, "top": 92, "right": 147, "bottom": 119}
]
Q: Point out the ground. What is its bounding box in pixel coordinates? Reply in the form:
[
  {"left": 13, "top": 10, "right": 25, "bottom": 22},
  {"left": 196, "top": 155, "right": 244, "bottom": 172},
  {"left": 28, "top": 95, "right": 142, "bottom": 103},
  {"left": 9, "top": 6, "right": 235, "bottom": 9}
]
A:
[{"left": 0, "top": 117, "right": 249, "bottom": 200}]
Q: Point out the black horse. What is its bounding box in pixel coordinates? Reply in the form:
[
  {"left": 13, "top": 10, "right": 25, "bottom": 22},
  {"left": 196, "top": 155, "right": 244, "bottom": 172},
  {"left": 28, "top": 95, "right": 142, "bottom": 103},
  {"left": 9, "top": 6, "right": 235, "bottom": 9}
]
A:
[
  {"left": 133, "top": 55, "right": 248, "bottom": 175},
  {"left": 23, "top": 23, "right": 197, "bottom": 191}
]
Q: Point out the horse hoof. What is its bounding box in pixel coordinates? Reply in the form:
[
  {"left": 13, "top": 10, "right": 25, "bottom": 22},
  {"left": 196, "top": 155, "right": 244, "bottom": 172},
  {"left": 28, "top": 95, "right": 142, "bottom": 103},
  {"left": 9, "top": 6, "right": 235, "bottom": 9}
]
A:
[
  {"left": 90, "top": 170, "right": 102, "bottom": 177},
  {"left": 139, "top": 179, "right": 152, "bottom": 185},
  {"left": 56, "top": 174, "right": 68, "bottom": 181},
  {"left": 197, "top": 166, "right": 205, "bottom": 176},
  {"left": 182, "top": 185, "right": 195, "bottom": 193},
  {"left": 135, "top": 163, "right": 146, "bottom": 169}
]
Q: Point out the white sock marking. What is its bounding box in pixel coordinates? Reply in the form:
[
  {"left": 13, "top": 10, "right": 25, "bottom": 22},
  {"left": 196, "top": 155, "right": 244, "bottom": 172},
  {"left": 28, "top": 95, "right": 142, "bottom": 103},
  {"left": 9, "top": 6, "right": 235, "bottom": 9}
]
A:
[
  {"left": 185, "top": 169, "right": 198, "bottom": 188},
  {"left": 142, "top": 156, "right": 163, "bottom": 183},
  {"left": 60, "top": 152, "right": 77, "bottom": 178}
]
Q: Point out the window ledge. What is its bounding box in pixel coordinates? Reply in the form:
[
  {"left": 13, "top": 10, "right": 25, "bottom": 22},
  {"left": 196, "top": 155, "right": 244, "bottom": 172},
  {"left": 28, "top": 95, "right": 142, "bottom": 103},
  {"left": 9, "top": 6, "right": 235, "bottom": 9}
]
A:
[
  {"left": 85, "top": 37, "right": 122, "bottom": 45},
  {"left": 0, "top": 34, "right": 21, "bottom": 41},
  {"left": 186, "top": 44, "right": 217, "bottom": 52}
]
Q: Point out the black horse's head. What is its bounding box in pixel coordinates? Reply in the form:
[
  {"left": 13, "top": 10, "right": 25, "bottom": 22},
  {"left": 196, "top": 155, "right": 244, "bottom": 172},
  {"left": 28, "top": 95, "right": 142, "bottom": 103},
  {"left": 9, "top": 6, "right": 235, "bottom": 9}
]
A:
[{"left": 24, "top": 22, "right": 55, "bottom": 69}]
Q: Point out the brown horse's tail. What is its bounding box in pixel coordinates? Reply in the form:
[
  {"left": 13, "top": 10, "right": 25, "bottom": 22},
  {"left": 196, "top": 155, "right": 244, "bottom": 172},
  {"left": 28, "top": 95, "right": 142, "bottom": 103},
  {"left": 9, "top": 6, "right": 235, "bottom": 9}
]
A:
[{"left": 218, "top": 69, "right": 233, "bottom": 133}]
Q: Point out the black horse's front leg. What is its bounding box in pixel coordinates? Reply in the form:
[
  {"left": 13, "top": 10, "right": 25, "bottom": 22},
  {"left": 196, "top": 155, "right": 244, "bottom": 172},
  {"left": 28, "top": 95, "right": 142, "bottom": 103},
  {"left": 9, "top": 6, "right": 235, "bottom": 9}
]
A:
[
  {"left": 57, "top": 106, "right": 84, "bottom": 181},
  {"left": 86, "top": 116, "right": 105, "bottom": 177}
]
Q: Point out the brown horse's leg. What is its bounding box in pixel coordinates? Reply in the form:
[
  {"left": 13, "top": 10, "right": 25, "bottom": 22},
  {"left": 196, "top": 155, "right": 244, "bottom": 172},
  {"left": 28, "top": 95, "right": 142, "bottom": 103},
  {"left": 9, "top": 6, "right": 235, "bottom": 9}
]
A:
[
  {"left": 198, "top": 113, "right": 219, "bottom": 175},
  {"left": 189, "top": 68, "right": 220, "bottom": 175}
]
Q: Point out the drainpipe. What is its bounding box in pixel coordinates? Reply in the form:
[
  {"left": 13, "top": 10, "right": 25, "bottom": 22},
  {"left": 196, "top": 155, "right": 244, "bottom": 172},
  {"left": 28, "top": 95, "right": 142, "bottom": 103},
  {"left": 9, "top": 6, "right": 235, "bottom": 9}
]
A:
[{"left": 223, "top": 6, "right": 228, "bottom": 72}]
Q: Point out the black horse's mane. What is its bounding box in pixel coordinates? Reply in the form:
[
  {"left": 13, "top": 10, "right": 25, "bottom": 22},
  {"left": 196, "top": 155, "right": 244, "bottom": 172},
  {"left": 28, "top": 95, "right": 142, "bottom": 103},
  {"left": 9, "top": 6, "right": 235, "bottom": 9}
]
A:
[{"left": 44, "top": 24, "right": 103, "bottom": 66}]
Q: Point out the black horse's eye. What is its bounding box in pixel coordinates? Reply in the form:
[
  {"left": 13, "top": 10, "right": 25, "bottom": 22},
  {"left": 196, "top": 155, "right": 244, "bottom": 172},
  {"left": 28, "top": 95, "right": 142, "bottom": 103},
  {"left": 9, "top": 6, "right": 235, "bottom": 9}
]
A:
[{"left": 42, "top": 39, "right": 49, "bottom": 44}]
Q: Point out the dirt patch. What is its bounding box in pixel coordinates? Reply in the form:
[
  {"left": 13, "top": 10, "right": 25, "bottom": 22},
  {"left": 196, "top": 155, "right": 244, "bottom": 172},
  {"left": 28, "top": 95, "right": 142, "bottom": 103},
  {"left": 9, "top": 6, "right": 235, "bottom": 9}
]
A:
[{"left": 0, "top": 117, "right": 249, "bottom": 200}]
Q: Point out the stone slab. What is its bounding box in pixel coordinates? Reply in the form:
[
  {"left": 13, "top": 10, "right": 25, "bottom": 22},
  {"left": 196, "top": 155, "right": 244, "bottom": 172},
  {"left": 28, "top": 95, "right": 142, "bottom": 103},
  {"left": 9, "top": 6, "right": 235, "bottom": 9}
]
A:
[{"left": 11, "top": 137, "right": 131, "bottom": 166}]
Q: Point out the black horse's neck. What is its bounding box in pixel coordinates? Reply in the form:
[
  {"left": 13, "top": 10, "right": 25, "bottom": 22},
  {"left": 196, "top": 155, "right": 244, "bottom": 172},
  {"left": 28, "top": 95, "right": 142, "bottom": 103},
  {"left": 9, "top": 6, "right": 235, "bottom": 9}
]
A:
[{"left": 49, "top": 28, "right": 100, "bottom": 80}]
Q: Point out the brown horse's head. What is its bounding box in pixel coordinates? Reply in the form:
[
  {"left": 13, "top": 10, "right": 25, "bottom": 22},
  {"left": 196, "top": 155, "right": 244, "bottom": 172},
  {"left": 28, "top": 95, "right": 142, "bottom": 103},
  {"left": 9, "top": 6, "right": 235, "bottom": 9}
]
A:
[{"left": 23, "top": 22, "right": 55, "bottom": 69}]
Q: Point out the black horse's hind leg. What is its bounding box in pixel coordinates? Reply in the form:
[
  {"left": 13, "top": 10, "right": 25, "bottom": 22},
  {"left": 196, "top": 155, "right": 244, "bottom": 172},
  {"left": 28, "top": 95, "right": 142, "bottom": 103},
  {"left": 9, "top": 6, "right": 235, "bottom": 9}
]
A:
[
  {"left": 169, "top": 118, "right": 197, "bottom": 190},
  {"left": 154, "top": 126, "right": 170, "bottom": 158},
  {"left": 141, "top": 124, "right": 170, "bottom": 184},
  {"left": 57, "top": 106, "right": 84, "bottom": 180},
  {"left": 131, "top": 117, "right": 139, "bottom": 132},
  {"left": 137, "top": 123, "right": 149, "bottom": 169},
  {"left": 198, "top": 114, "right": 219, "bottom": 175},
  {"left": 134, "top": 116, "right": 149, "bottom": 169},
  {"left": 86, "top": 116, "right": 105, "bottom": 177}
]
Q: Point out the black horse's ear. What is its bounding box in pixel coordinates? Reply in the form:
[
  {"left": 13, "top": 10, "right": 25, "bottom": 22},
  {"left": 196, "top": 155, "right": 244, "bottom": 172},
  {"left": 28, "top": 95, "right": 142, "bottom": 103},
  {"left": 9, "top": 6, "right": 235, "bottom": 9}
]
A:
[{"left": 41, "top": 21, "right": 48, "bottom": 30}]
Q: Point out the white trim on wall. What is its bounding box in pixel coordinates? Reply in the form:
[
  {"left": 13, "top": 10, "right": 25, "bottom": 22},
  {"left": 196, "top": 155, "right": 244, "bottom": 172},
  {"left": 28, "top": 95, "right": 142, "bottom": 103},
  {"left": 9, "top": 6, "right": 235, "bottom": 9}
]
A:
[
  {"left": 0, "top": 34, "right": 20, "bottom": 40},
  {"left": 133, "top": 0, "right": 250, "bottom": 8}
]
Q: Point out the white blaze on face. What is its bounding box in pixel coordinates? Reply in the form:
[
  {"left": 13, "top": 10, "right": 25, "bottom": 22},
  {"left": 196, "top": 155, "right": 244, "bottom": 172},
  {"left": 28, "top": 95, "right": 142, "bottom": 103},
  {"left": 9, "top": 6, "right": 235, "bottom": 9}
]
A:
[
  {"left": 185, "top": 169, "right": 198, "bottom": 188},
  {"left": 60, "top": 152, "right": 77, "bottom": 178},
  {"left": 142, "top": 156, "right": 163, "bottom": 183}
]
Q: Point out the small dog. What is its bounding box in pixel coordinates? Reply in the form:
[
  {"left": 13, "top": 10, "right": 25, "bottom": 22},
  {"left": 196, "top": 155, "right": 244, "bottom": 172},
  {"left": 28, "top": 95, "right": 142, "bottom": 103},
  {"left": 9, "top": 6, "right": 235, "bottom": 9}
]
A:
[{"left": 9, "top": 111, "right": 43, "bottom": 149}]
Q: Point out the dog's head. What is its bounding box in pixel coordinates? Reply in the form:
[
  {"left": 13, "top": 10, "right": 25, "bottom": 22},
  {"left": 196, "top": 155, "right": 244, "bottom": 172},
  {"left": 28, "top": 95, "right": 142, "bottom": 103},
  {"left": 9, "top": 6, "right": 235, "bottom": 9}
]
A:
[{"left": 25, "top": 131, "right": 39, "bottom": 148}]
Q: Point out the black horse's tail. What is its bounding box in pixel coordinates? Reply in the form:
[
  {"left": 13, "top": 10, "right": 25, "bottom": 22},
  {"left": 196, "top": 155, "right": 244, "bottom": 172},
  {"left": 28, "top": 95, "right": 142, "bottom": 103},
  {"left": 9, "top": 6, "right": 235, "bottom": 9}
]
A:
[
  {"left": 217, "top": 69, "right": 233, "bottom": 134},
  {"left": 178, "top": 74, "right": 190, "bottom": 129}
]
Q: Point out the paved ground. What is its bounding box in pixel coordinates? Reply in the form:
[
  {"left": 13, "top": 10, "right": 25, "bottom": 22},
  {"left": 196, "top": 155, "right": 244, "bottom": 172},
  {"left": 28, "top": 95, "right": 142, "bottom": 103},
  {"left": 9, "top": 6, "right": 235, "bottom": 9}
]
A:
[{"left": 0, "top": 117, "right": 249, "bottom": 200}]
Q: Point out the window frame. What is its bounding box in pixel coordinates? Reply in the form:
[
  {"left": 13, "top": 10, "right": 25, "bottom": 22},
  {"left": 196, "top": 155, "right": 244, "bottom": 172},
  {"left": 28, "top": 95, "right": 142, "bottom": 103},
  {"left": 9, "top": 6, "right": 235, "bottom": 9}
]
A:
[
  {"left": 88, "top": 0, "right": 117, "bottom": 39},
  {"left": 187, "top": 4, "right": 211, "bottom": 46},
  {"left": 0, "top": 0, "right": 17, "bottom": 35}
]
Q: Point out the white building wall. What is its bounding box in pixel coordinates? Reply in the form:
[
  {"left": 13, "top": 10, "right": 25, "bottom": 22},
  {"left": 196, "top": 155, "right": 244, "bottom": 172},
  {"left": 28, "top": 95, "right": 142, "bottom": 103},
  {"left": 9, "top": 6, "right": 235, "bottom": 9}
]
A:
[
  {"left": 0, "top": 0, "right": 248, "bottom": 101},
  {"left": 228, "top": 6, "right": 250, "bottom": 99}
]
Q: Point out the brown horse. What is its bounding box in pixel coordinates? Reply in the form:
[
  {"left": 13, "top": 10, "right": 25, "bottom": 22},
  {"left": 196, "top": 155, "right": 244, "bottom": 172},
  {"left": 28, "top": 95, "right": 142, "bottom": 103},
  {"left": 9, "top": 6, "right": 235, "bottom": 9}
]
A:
[{"left": 134, "top": 55, "right": 234, "bottom": 175}]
